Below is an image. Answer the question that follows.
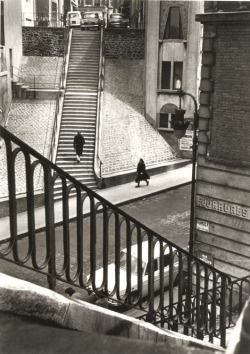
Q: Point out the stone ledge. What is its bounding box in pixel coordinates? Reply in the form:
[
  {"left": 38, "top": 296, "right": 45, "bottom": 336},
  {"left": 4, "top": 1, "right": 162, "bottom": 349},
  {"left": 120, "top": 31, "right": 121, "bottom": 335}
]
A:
[
  {"left": 196, "top": 11, "right": 250, "bottom": 24},
  {"left": 0, "top": 273, "right": 224, "bottom": 353}
]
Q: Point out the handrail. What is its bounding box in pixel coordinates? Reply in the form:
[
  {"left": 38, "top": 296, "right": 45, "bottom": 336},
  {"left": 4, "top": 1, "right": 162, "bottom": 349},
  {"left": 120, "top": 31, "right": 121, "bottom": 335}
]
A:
[
  {"left": 94, "top": 27, "right": 104, "bottom": 185},
  {"left": 61, "top": 27, "right": 72, "bottom": 89},
  {"left": 49, "top": 88, "right": 64, "bottom": 163},
  {"left": 49, "top": 27, "right": 71, "bottom": 163},
  {"left": 1, "top": 125, "right": 246, "bottom": 348},
  {"left": 12, "top": 71, "right": 60, "bottom": 90}
]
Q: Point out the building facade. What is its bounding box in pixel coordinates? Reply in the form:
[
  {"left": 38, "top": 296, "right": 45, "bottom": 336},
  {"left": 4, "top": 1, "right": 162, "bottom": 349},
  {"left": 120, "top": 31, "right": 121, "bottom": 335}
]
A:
[
  {"left": 144, "top": 1, "right": 204, "bottom": 156},
  {"left": 0, "top": 0, "right": 23, "bottom": 127},
  {"left": 195, "top": 1, "right": 250, "bottom": 278},
  {"left": 22, "top": 0, "right": 66, "bottom": 27}
]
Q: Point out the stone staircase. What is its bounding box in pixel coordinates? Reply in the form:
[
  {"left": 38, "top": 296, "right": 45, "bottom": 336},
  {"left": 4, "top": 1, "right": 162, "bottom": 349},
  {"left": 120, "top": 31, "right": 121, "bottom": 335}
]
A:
[{"left": 54, "top": 29, "right": 101, "bottom": 196}]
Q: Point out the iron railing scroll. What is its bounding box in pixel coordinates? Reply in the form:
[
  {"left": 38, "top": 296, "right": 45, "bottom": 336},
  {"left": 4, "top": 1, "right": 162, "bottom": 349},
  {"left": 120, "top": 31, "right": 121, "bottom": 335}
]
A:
[{"left": 94, "top": 27, "right": 104, "bottom": 187}]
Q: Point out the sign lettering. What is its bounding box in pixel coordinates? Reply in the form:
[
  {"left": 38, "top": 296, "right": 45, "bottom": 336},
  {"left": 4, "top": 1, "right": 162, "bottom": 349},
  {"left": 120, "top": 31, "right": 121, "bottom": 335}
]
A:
[{"left": 196, "top": 195, "right": 250, "bottom": 220}]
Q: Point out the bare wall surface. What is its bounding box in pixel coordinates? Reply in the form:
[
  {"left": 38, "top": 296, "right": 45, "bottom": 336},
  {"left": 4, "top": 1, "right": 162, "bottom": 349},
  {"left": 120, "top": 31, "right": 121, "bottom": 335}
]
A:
[{"left": 101, "top": 59, "right": 178, "bottom": 176}]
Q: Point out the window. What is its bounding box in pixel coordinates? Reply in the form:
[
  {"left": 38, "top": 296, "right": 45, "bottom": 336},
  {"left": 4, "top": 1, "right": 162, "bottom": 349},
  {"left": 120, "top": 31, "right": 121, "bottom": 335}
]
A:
[
  {"left": 161, "top": 61, "right": 171, "bottom": 89},
  {"left": 161, "top": 61, "right": 183, "bottom": 90},
  {"left": 159, "top": 103, "right": 178, "bottom": 130},
  {"left": 160, "top": 113, "right": 170, "bottom": 128},
  {"left": 164, "top": 7, "right": 183, "bottom": 39},
  {"left": 173, "top": 62, "right": 183, "bottom": 89}
]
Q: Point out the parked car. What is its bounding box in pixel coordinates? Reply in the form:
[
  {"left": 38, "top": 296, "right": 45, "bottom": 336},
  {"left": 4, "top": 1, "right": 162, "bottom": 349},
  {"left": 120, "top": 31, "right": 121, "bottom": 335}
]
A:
[
  {"left": 87, "top": 241, "right": 181, "bottom": 305},
  {"left": 108, "top": 13, "right": 130, "bottom": 28},
  {"left": 65, "top": 11, "right": 82, "bottom": 28},
  {"left": 81, "top": 12, "right": 103, "bottom": 30}
]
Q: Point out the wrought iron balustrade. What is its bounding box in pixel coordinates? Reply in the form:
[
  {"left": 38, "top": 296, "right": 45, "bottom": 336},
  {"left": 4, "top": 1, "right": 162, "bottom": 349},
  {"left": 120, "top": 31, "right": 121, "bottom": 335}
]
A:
[{"left": 0, "top": 125, "right": 232, "bottom": 347}]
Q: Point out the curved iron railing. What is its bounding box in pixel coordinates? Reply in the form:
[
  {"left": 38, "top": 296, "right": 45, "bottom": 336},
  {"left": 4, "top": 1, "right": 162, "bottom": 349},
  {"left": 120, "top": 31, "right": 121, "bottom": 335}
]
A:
[{"left": 0, "top": 125, "right": 234, "bottom": 347}]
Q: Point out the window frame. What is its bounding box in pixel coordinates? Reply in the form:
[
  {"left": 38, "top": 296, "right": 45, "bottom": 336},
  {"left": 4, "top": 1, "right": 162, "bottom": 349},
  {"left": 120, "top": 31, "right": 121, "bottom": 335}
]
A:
[{"left": 164, "top": 6, "right": 183, "bottom": 40}]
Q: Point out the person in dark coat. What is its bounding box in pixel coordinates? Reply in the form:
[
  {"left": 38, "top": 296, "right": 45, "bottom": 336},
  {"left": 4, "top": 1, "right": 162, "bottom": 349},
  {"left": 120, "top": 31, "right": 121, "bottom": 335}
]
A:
[
  {"left": 74, "top": 131, "right": 85, "bottom": 163},
  {"left": 135, "top": 158, "right": 150, "bottom": 187}
]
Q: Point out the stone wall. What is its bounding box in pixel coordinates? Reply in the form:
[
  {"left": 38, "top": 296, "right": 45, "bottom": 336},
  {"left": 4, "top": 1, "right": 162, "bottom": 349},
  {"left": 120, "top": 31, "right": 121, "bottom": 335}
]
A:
[
  {"left": 104, "top": 29, "right": 144, "bottom": 59},
  {"left": 22, "top": 27, "right": 65, "bottom": 56},
  {"left": 210, "top": 24, "right": 250, "bottom": 163},
  {"left": 194, "top": 11, "right": 250, "bottom": 278}
]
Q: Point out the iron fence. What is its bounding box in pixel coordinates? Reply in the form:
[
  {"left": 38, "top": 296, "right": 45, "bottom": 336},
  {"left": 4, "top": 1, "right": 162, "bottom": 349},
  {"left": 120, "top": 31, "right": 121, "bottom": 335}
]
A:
[{"left": 0, "top": 125, "right": 236, "bottom": 347}]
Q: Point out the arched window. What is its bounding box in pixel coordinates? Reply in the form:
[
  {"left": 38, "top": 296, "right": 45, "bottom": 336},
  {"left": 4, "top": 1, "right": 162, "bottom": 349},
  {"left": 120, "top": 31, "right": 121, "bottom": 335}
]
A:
[
  {"left": 159, "top": 103, "right": 178, "bottom": 129},
  {"left": 164, "top": 7, "right": 183, "bottom": 39}
]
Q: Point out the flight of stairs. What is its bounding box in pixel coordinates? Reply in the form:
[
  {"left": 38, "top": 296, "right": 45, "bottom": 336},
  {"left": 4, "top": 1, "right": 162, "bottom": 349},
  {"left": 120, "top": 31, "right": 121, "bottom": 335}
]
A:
[{"left": 54, "top": 29, "right": 101, "bottom": 197}]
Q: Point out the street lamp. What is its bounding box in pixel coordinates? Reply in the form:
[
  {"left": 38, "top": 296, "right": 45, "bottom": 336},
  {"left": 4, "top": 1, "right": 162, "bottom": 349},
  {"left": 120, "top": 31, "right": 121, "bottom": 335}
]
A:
[{"left": 171, "top": 89, "right": 199, "bottom": 255}]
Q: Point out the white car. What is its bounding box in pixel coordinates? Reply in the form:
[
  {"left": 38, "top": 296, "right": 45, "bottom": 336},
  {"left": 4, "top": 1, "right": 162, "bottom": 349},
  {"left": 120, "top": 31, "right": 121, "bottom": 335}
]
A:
[
  {"left": 65, "top": 11, "right": 82, "bottom": 27},
  {"left": 87, "top": 240, "right": 180, "bottom": 304}
]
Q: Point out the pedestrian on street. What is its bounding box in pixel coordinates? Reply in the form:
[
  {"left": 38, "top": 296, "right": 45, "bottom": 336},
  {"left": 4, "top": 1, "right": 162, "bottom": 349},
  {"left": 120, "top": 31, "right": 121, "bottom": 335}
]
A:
[
  {"left": 74, "top": 131, "right": 85, "bottom": 163},
  {"left": 135, "top": 158, "right": 150, "bottom": 187}
]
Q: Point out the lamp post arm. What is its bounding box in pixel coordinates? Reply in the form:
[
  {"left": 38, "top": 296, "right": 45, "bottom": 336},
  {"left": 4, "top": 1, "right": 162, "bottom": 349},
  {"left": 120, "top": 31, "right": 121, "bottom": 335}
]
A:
[{"left": 177, "top": 90, "right": 199, "bottom": 255}]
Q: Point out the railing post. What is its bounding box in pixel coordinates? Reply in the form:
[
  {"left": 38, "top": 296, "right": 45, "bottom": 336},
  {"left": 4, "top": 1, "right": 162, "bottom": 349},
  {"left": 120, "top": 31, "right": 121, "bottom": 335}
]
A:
[
  {"left": 44, "top": 163, "right": 56, "bottom": 290},
  {"left": 220, "top": 276, "right": 227, "bottom": 348}
]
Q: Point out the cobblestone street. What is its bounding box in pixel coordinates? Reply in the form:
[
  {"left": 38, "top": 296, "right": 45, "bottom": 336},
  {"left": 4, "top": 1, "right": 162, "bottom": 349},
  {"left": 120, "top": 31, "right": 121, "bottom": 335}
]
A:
[{"left": 0, "top": 99, "right": 56, "bottom": 198}]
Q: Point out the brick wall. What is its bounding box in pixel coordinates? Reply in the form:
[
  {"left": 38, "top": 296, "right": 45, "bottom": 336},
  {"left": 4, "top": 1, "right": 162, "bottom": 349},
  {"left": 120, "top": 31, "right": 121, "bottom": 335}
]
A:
[
  {"left": 22, "top": 27, "right": 65, "bottom": 56},
  {"left": 104, "top": 29, "right": 144, "bottom": 59},
  {"left": 194, "top": 11, "right": 250, "bottom": 278},
  {"left": 210, "top": 25, "right": 250, "bottom": 163}
]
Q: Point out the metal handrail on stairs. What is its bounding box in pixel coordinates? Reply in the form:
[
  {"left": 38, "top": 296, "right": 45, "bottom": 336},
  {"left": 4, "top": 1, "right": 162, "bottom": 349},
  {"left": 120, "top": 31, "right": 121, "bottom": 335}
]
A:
[
  {"left": 49, "top": 27, "right": 72, "bottom": 163},
  {"left": 94, "top": 27, "right": 105, "bottom": 187},
  {"left": 49, "top": 88, "right": 64, "bottom": 163},
  {"left": 61, "top": 27, "right": 72, "bottom": 89},
  {"left": 0, "top": 125, "right": 236, "bottom": 348}
]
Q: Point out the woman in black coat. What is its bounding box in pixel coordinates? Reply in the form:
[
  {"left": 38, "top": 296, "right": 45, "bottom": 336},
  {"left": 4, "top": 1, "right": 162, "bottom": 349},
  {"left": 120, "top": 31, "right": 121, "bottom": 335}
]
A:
[
  {"left": 74, "top": 131, "right": 85, "bottom": 163},
  {"left": 135, "top": 158, "right": 150, "bottom": 187}
]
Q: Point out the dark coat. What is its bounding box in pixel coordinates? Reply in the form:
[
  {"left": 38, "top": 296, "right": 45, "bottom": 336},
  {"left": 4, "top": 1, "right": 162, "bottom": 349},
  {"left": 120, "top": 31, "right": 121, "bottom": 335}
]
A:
[
  {"left": 135, "top": 161, "right": 150, "bottom": 183},
  {"left": 74, "top": 134, "right": 85, "bottom": 156}
]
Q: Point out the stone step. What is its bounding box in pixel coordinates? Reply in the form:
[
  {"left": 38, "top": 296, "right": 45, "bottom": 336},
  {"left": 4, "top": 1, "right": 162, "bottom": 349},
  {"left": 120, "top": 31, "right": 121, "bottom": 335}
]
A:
[
  {"left": 67, "top": 86, "right": 96, "bottom": 92},
  {"left": 62, "top": 112, "right": 97, "bottom": 116},
  {"left": 66, "top": 81, "right": 98, "bottom": 85},
  {"left": 67, "top": 72, "right": 99, "bottom": 77},
  {"left": 55, "top": 27, "right": 100, "bottom": 194},
  {"left": 63, "top": 102, "right": 97, "bottom": 106},
  {"left": 55, "top": 167, "right": 94, "bottom": 174},
  {"left": 59, "top": 134, "right": 95, "bottom": 139},
  {"left": 61, "top": 114, "right": 96, "bottom": 118},
  {"left": 67, "top": 77, "right": 98, "bottom": 81}
]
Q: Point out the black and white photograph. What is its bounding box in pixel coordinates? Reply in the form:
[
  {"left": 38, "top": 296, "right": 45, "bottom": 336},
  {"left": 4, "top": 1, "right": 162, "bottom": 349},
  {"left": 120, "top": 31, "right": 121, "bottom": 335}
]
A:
[{"left": 1, "top": 0, "right": 250, "bottom": 353}]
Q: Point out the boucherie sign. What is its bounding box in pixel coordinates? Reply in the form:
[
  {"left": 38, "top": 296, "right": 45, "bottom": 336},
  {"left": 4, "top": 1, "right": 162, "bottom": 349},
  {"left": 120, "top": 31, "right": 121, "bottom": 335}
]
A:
[{"left": 196, "top": 195, "right": 250, "bottom": 220}]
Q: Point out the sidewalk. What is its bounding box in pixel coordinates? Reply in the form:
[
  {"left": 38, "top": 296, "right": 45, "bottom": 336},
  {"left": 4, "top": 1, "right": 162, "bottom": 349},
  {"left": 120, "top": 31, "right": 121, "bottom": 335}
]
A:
[{"left": 0, "top": 164, "right": 192, "bottom": 241}]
